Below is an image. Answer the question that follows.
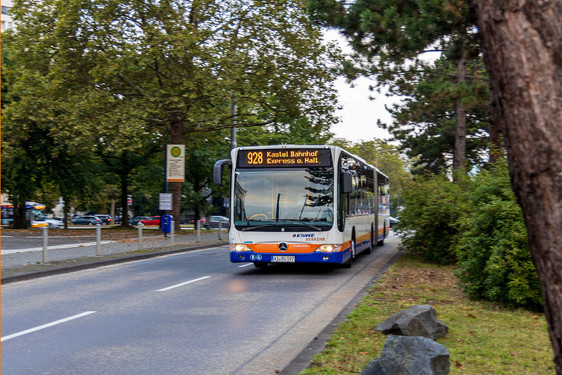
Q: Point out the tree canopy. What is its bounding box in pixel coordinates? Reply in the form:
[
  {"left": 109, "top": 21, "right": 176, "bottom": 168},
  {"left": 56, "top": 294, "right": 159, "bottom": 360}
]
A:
[
  {"left": 2, "top": 0, "right": 342, "bottom": 226},
  {"left": 306, "top": 0, "right": 492, "bottom": 175}
]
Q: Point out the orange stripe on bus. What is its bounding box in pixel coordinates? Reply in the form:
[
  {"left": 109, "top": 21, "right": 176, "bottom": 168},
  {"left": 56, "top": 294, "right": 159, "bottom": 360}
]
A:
[{"left": 247, "top": 243, "right": 320, "bottom": 253}]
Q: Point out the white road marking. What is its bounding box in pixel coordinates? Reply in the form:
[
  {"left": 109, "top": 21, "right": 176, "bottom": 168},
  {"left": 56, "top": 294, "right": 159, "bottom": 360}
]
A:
[
  {"left": 1, "top": 311, "right": 96, "bottom": 342},
  {"left": 1, "top": 241, "right": 117, "bottom": 255},
  {"left": 157, "top": 276, "right": 211, "bottom": 292},
  {"left": 238, "top": 263, "right": 253, "bottom": 268}
]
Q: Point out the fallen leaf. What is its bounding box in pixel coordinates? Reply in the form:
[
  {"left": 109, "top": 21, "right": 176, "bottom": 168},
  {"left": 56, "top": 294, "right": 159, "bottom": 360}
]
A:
[
  {"left": 455, "top": 361, "right": 465, "bottom": 370},
  {"left": 360, "top": 352, "right": 369, "bottom": 355},
  {"left": 465, "top": 313, "right": 476, "bottom": 318}
]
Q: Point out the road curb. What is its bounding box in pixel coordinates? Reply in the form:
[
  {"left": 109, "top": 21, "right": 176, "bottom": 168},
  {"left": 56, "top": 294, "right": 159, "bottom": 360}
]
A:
[
  {"left": 1, "top": 240, "right": 228, "bottom": 284},
  {"left": 280, "top": 248, "right": 404, "bottom": 375}
]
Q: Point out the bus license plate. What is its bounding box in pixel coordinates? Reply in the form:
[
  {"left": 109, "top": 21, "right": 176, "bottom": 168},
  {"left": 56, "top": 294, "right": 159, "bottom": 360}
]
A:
[{"left": 271, "top": 256, "right": 295, "bottom": 263}]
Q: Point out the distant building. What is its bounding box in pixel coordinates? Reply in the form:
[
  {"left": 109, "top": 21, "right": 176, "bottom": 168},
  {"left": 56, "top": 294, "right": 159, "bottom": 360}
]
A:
[{"left": 1, "top": 0, "right": 14, "bottom": 31}]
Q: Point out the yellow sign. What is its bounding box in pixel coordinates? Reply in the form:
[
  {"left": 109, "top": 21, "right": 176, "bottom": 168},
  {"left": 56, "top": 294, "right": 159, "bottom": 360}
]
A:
[{"left": 166, "top": 144, "right": 185, "bottom": 182}]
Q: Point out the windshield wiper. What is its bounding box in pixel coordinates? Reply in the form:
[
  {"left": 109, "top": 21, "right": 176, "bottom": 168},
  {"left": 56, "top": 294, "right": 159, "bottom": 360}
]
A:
[
  {"left": 290, "top": 222, "right": 323, "bottom": 231},
  {"left": 238, "top": 222, "right": 324, "bottom": 231},
  {"left": 240, "top": 223, "right": 282, "bottom": 231}
]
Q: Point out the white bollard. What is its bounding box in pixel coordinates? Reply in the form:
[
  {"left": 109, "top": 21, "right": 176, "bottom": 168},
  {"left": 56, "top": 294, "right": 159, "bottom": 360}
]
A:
[
  {"left": 171, "top": 220, "right": 175, "bottom": 246},
  {"left": 138, "top": 223, "right": 143, "bottom": 250},
  {"left": 197, "top": 220, "right": 201, "bottom": 243},
  {"left": 42, "top": 227, "right": 48, "bottom": 263},
  {"left": 96, "top": 224, "right": 102, "bottom": 256}
]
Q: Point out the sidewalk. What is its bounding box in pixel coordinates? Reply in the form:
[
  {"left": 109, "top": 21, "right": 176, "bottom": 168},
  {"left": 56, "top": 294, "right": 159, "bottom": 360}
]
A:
[{"left": 1, "top": 230, "right": 229, "bottom": 284}]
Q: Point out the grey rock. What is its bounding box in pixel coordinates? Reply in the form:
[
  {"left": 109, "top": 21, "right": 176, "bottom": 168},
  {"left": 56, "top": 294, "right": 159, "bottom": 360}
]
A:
[
  {"left": 360, "top": 335, "right": 450, "bottom": 375},
  {"left": 376, "top": 305, "right": 448, "bottom": 339}
]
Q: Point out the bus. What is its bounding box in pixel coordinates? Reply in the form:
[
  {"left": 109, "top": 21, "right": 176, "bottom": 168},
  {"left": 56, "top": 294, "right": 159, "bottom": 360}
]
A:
[
  {"left": 1, "top": 201, "right": 48, "bottom": 228},
  {"left": 214, "top": 145, "right": 390, "bottom": 268}
]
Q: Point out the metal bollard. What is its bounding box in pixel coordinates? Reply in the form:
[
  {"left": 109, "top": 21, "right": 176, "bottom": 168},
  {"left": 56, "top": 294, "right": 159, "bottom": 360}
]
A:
[
  {"left": 218, "top": 220, "right": 222, "bottom": 240},
  {"left": 96, "top": 224, "right": 102, "bottom": 256},
  {"left": 42, "top": 227, "right": 48, "bottom": 263},
  {"left": 171, "top": 220, "right": 175, "bottom": 246},
  {"left": 138, "top": 223, "right": 143, "bottom": 250},
  {"left": 196, "top": 220, "right": 201, "bottom": 243}
]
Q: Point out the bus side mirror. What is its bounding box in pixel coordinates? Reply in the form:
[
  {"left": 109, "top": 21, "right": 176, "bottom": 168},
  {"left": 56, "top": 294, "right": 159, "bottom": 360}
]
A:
[
  {"left": 342, "top": 171, "right": 353, "bottom": 194},
  {"left": 213, "top": 159, "right": 232, "bottom": 185}
]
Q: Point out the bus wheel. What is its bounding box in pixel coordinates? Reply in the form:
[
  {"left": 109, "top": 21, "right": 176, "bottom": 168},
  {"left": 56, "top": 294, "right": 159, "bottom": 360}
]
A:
[
  {"left": 377, "top": 227, "right": 385, "bottom": 246},
  {"left": 366, "top": 224, "right": 374, "bottom": 254},
  {"left": 344, "top": 235, "right": 356, "bottom": 268},
  {"left": 254, "top": 262, "right": 268, "bottom": 269},
  {"left": 343, "top": 255, "right": 353, "bottom": 268}
]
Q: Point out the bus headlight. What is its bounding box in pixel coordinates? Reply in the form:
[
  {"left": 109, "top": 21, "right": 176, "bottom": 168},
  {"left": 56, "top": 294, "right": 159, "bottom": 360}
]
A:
[
  {"left": 316, "top": 244, "right": 340, "bottom": 253},
  {"left": 234, "top": 244, "right": 250, "bottom": 252}
]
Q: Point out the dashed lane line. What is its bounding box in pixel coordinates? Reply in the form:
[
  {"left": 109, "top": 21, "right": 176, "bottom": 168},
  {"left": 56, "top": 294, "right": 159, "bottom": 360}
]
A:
[
  {"left": 156, "top": 276, "right": 211, "bottom": 292},
  {"left": 1, "top": 311, "right": 96, "bottom": 342}
]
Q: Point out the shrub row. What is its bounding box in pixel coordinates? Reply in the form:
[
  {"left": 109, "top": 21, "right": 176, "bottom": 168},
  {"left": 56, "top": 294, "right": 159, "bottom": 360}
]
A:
[{"left": 394, "top": 161, "right": 543, "bottom": 311}]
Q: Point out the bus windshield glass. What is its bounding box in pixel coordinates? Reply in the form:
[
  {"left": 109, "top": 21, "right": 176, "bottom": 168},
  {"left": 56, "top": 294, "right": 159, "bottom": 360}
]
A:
[{"left": 234, "top": 168, "right": 334, "bottom": 231}]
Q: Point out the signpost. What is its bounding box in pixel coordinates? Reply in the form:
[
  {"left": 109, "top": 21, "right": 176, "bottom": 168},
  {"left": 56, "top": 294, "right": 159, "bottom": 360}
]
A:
[
  {"left": 166, "top": 144, "right": 185, "bottom": 182},
  {"left": 164, "top": 145, "right": 184, "bottom": 237}
]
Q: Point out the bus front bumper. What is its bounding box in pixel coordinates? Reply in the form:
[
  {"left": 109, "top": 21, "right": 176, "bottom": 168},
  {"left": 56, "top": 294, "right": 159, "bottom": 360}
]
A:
[{"left": 230, "top": 250, "right": 351, "bottom": 265}]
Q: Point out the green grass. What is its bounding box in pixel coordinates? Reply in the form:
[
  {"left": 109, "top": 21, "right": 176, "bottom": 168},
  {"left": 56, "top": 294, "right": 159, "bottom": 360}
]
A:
[{"left": 301, "top": 253, "right": 554, "bottom": 374}]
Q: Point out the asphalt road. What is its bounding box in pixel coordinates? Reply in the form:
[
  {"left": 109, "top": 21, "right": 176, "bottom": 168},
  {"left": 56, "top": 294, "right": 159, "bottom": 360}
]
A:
[{"left": 1, "top": 235, "right": 400, "bottom": 375}]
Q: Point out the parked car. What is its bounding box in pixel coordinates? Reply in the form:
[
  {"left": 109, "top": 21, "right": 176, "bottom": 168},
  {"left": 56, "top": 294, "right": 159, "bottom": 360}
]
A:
[
  {"left": 71, "top": 216, "right": 102, "bottom": 225},
  {"left": 205, "top": 215, "right": 229, "bottom": 229},
  {"left": 35, "top": 215, "right": 64, "bottom": 228},
  {"left": 389, "top": 216, "right": 399, "bottom": 228},
  {"left": 130, "top": 216, "right": 150, "bottom": 225},
  {"left": 94, "top": 214, "right": 113, "bottom": 225},
  {"left": 140, "top": 216, "right": 161, "bottom": 226}
]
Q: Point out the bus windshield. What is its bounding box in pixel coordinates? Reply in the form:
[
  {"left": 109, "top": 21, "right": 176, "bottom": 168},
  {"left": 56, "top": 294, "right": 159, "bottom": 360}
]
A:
[{"left": 233, "top": 168, "right": 334, "bottom": 231}]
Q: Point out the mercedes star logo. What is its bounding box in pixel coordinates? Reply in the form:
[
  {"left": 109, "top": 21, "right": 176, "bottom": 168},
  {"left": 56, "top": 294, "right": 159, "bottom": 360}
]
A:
[{"left": 279, "top": 243, "right": 288, "bottom": 252}]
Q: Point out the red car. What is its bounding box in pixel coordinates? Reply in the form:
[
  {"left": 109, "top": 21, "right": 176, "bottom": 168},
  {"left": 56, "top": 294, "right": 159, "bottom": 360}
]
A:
[{"left": 140, "top": 216, "right": 161, "bottom": 226}]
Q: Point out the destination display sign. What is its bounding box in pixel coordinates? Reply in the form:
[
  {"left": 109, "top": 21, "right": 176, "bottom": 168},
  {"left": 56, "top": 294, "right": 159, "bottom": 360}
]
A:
[{"left": 237, "top": 149, "right": 332, "bottom": 168}]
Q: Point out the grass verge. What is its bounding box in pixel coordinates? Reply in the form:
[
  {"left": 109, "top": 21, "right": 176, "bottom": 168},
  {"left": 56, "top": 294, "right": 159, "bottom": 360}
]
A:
[{"left": 301, "top": 253, "right": 554, "bottom": 374}]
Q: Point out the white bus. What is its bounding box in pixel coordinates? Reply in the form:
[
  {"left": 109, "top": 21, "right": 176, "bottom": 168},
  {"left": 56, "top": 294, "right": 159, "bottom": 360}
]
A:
[{"left": 214, "top": 145, "right": 390, "bottom": 268}]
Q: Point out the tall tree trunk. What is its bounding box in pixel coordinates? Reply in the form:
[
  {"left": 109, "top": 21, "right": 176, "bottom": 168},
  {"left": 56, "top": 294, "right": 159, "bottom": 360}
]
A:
[
  {"left": 488, "top": 88, "right": 503, "bottom": 164},
  {"left": 453, "top": 54, "right": 467, "bottom": 177},
  {"left": 13, "top": 203, "right": 28, "bottom": 229},
  {"left": 62, "top": 196, "right": 70, "bottom": 229},
  {"left": 470, "top": 1, "right": 562, "bottom": 372}
]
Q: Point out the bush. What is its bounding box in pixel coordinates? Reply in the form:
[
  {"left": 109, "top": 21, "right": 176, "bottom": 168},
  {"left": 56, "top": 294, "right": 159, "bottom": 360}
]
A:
[
  {"left": 454, "top": 163, "right": 543, "bottom": 310},
  {"left": 395, "top": 162, "right": 543, "bottom": 310},
  {"left": 394, "top": 174, "right": 465, "bottom": 265}
]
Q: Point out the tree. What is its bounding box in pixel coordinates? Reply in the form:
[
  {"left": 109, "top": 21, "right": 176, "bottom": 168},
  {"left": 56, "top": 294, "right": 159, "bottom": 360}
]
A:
[
  {"left": 238, "top": 116, "right": 334, "bottom": 146},
  {"left": 7, "top": 0, "right": 341, "bottom": 230},
  {"left": 306, "top": 0, "right": 493, "bottom": 176},
  {"left": 470, "top": 0, "right": 562, "bottom": 372},
  {"left": 380, "top": 56, "right": 490, "bottom": 175}
]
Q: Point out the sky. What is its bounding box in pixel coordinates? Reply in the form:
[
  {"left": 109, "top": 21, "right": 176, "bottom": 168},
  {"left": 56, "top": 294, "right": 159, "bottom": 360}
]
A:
[
  {"left": 332, "top": 77, "right": 396, "bottom": 143},
  {"left": 324, "top": 30, "right": 398, "bottom": 144}
]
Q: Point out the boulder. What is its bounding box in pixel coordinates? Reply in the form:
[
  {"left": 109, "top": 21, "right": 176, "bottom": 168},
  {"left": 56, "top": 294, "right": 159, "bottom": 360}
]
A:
[
  {"left": 376, "top": 305, "right": 448, "bottom": 339},
  {"left": 360, "top": 335, "right": 450, "bottom": 375}
]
